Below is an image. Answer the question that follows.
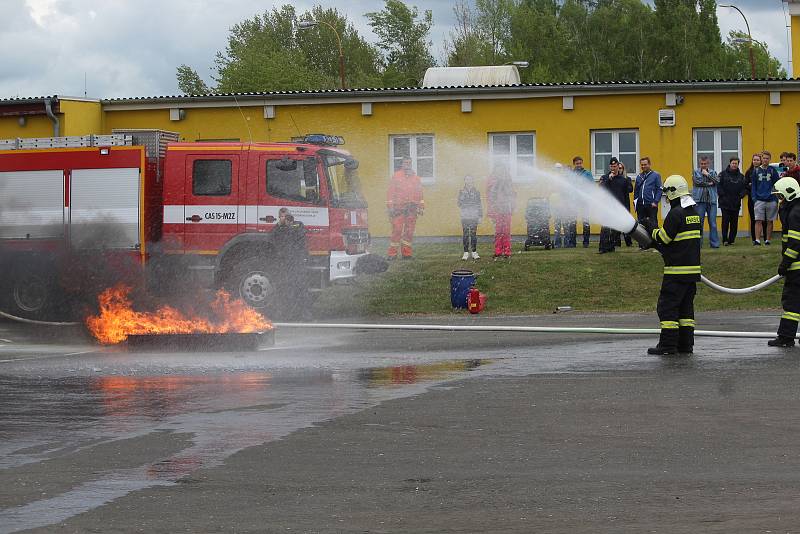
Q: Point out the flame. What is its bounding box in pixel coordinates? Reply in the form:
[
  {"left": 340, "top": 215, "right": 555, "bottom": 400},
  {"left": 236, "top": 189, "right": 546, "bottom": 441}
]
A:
[{"left": 86, "top": 284, "right": 272, "bottom": 344}]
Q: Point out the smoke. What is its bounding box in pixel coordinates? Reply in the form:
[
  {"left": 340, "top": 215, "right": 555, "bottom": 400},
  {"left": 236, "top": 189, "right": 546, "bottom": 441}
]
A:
[{"left": 407, "top": 136, "right": 637, "bottom": 233}]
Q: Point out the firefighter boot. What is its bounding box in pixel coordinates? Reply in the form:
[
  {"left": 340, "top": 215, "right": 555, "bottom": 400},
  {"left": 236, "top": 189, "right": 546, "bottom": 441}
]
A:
[
  {"left": 678, "top": 326, "right": 694, "bottom": 354},
  {"left": 647, "top": 328, "right": 679, "bottom": 355},
  {"left": 769, "top": 316, "right": 799, "bottom": 347},
  {"left": 768, "top": 336, "right": 795, "bottom": 347}
]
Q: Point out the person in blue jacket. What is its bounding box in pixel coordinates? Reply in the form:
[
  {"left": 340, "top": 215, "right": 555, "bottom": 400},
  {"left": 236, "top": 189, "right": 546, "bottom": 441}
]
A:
[
  {"left": 752, "top": 150, "right": 781, "bottom": 245},
  {"left": 572, "top": 156, "right": 594, "bottom": 247},
  {"left": 634, "top": 156, "right": 662, "bottom": 249}
]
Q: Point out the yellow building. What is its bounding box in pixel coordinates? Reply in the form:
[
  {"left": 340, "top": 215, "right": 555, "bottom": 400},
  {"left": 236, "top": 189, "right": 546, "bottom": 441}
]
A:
[{"left": 1, "top": 78, "right": 798, "bottom": 238}]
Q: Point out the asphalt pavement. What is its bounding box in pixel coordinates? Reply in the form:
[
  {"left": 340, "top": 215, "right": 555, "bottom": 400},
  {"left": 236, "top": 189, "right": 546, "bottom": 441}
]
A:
[{"left": 1, "top": 311, "right": 799, "bottom": 533}]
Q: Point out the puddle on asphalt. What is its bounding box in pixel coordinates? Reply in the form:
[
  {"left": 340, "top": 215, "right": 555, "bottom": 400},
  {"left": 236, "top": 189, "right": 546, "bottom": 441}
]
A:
[{"left": 0, "top": 358, "right": 492, "bottom": 533}]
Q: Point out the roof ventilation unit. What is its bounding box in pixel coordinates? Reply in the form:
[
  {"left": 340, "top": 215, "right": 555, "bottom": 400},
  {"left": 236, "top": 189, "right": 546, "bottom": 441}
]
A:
[{"left": 658, "top": 109, "right": 676, "bottom": 127}]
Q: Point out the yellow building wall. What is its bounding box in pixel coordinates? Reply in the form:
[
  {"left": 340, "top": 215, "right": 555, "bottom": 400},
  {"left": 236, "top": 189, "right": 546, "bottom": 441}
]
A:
[
  {"left": 0, "top": 115, "right": 54, "bottom": 139},
  {"left": 102, "top": 91, "right": 798, "bottom": 238},
  {"left": 59, "top": 99, "right": 103, "bottom": 136},
  {"left": 793, "top": 15, "right": 800, "bottom": 78}
]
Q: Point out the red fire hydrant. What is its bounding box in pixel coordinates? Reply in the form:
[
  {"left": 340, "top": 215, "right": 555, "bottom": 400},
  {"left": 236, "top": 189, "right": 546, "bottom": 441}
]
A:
[{"left": 467, "top": 287, "right": 486, "bottom": 314}]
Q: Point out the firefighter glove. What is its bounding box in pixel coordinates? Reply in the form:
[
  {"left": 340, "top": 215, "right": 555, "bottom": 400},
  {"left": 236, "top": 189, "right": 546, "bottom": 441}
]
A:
[{"left": 779, "top": 262, "right": 790, "bottom": 277}]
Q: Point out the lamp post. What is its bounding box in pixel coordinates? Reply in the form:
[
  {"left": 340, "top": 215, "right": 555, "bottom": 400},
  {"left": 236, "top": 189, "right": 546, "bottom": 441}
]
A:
[
  {"left": 298, "top": 20, "right": 346, "bottom": 89},
  {"left": 719, "top": 4, "right": 756, "bottom": 79}
]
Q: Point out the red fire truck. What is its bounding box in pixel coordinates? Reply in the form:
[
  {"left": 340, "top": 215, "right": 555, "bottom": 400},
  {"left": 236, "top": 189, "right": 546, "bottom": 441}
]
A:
[{"left": 0, "top": 130, "right": 374, "bottom": 319}]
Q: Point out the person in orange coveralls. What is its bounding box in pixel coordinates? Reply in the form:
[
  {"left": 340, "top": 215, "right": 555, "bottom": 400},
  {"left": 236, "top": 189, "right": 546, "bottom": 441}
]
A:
[{"left": 386, "top": 156, "right": 424, "bottom": 259}]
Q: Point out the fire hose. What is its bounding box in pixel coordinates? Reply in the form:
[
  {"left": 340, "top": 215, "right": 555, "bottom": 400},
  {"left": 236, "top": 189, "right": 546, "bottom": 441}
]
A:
[
  {"left": 626, "top": 221, "right": 785, "bottom": 294},
  {"left": 0, "top": 223, "right": 787, "bottom": 333}
]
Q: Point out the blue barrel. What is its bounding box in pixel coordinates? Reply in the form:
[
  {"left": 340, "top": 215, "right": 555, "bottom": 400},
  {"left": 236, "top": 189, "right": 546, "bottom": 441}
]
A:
[{"left": 450, "top": 270, "right": 476, "bottom": 309}]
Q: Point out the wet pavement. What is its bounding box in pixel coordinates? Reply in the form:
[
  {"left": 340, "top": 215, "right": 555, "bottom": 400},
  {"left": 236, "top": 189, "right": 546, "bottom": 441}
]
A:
[{"left": 1, "top": 311, "right": 799, "bottom": 532}]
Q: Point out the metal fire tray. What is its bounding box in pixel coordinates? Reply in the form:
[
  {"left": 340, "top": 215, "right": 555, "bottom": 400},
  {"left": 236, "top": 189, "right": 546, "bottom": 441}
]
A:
[{"left": 125, "top": 330, "right": 275, "bottom": 352}]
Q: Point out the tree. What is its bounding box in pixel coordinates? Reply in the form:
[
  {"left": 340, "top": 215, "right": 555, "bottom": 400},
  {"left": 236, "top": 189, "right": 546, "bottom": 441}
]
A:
[
  {"left": 444, "top": 1, "right": 492, "bottom": 67},
  {"left": 296, "top": 6, "right": 382, "bottom": 88},
  {"left": 366, "top": 0, "right": 435, "bottom": 86},
  {"left": 722, "top": 30, "right": 787, "bottom": 79},
  {"left": 176, "top": 65, "right": 210, "bottom": 95},
  {"left": 177, "top": 5, "right": 381, "bottom": 93}
]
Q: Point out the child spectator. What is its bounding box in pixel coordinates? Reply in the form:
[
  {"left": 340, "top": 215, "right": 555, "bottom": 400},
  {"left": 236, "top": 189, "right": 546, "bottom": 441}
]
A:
[{"left": 457, "top": 175, "right": 483, "bottom": 260}]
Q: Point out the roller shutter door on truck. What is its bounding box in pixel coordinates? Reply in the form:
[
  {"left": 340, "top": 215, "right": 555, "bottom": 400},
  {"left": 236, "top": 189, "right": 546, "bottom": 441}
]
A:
[
  {"left": 0, "top": 170, "right": 64, "bottom": 239},
  {"left": 70, "top": 168, "right": 140, "bottom": 249}
]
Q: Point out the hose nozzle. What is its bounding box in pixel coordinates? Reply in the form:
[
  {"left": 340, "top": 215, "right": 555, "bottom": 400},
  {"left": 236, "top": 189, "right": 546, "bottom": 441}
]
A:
[{"left": 627, "top": 221, "right": 653, "bottom": 248}]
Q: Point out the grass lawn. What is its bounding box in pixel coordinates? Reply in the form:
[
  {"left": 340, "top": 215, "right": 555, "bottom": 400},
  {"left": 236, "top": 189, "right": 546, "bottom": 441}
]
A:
[{"left": 313, "top": 240, "right": 784, "bottom": 317}]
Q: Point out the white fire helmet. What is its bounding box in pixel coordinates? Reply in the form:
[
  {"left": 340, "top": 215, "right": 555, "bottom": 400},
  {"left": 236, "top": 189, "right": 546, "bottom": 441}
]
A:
[
  {"left": 662, "top": 175, "right": 690, "bottom": 201},
  {"left": 773, "top": 176, "right": 800, "bottom": 202}
]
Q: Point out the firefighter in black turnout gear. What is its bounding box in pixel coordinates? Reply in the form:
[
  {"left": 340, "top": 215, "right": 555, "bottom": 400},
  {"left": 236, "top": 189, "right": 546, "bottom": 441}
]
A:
[
  {"left": 769, "top": 177, "right": 800, "bottom": 347},
  {"left": 272, "top": 209, "right": 312, "bottom": 320},
  {"left": 648, "top": 175, "right": 702, "bottom": 355}
]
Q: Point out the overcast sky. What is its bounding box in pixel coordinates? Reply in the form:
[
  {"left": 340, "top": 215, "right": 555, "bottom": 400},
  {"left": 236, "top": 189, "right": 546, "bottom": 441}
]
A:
[{"left": 0, "top": 0, "right": 791, "bottom": 99}]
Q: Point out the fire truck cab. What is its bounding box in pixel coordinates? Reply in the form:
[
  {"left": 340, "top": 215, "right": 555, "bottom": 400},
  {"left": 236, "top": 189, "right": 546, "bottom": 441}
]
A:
[
  {"left": 0, "top": 131, "right": 374, "bottom": 320},
  {"left": 157, "top": 134, "right": 371, "bottom": 315}
]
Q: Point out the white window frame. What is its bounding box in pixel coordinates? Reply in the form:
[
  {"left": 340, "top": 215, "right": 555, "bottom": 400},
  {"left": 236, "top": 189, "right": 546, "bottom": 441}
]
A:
[
  {"left": 488, "top": 132, "right": 537, "bottom": 183},
  {"left": 692, "top": 127, "right": 742, "bottom": 173},
  {"left": 590, "top": 129, "right": 639, "bottom": 178},
  {"left": 389, "top": 134, "right": 435, "bottom": 185}
]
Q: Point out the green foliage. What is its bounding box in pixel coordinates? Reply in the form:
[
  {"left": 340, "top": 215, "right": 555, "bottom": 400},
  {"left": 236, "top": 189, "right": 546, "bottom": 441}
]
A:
[
  {"left": 176, "top": 65, "right": 210, "bottom": 95},
  {"left": 721, "top": 31, "right": 787, "bottom": 79},
  {"left": 366, "top": 0, "right": 436, "bottom": 86},
  {"left": 181, "top": 4, "right": 381, "bottom": 93},
  {"left": 178, "top": 0, "right": 787, "bottom": 92},
  {"left": 449, "top": 0, "right": 786, "bottom": 83}
]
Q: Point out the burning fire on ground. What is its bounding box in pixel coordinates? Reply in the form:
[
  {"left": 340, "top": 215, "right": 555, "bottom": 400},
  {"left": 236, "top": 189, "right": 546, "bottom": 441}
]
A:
[{"left": 86, "top": 284, "right": 272, "bottom": 344}]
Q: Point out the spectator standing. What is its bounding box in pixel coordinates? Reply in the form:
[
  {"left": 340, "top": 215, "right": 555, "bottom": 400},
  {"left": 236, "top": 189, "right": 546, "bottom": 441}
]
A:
[
  {"left": 616, "top": 163, "right": 634, "bottom": 247},
  {"left": 691, "top": 155, "right": 720, "bottom": 248},
  {"left": 552, "top": 163, "right": 577, "bottom": 248},
  {"left": 752, "top": 150, "right": 781, "bottom": 245},
  {"left": 598, "top": 158, "right": 628, "bottom": 254},
  {"left": 717, "top": 157, "right": 747, "bottom": 246},
  {"left": 781, "top": 152, "right": 800, "bottom": 179},
  {"left": 572, "top": 156, "right": 595, "bottom": 247},
  {"left": 777, "top": 152, "right": 789, "bottom": 175},
  {"left": 634, "top": 157, "right": 663, "bottom": 249},
  {"left": 744, "top": 153, "right": 762, "bottom": 244},
  {"left": 457, "top": 175, "right": 482, "bottom": 260},
  {"left": 487, "top": 163, "right": 516, "bottom": 260},
  {"left": 386, "top": 156, "right": 424, "bottom": 259}
]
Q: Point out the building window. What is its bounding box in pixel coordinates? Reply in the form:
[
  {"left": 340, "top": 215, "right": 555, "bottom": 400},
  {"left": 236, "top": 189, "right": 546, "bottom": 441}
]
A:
[
  {"left": 693, "top": 128, "right": 741, "bottom": 171},
  {"left": 591, "top": 130, "right": 639, "bottom": 177},
  {"left": 390, "top": 135, "right": 435, "bottom": 184},
  {"left": 192, "top": 160, "right": 231, "bottom": 196},
  {"left": 488, "top": 132, "right": 536, "bottom": 182}
]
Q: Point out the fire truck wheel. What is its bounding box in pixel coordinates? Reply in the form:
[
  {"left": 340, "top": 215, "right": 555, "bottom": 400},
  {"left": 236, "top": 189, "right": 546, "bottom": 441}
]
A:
[
  {"left": 4, "top": 267, "right": 56, "bottom": 320},
  {"left": 228, "top": 259, "right": 283, "bottom": 315}
]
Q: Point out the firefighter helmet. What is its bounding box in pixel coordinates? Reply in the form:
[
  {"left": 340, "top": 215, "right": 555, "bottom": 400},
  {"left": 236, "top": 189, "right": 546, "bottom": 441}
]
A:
[
  {"left": 662, "top": 175, "right": 690, "bottom": 201},
  {"left": 773, "top": 177, "right": 800, "bottom": 202}
]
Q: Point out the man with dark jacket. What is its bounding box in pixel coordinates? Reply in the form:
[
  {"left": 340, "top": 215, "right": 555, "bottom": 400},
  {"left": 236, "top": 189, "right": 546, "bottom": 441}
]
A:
[
  {"left": 598, "top": 158, "right": 630, "bottom": 253},
  {"left": 648, "top": 175, "right": 702, "bottom": 356},
  {"left": 634, "top": 157, "right": 662, "bottom": 249},
  {"left": 769, "top": 177, "right": 800, "bottom": 347},
  {"left": 717, "top": 157, "right": 748, "bottom": 245}
]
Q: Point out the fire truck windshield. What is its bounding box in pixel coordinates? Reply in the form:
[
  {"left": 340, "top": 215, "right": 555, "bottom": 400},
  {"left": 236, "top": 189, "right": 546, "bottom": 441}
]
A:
[{"left": 324, "top": 154, "right": 365, "bottom": 208}]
